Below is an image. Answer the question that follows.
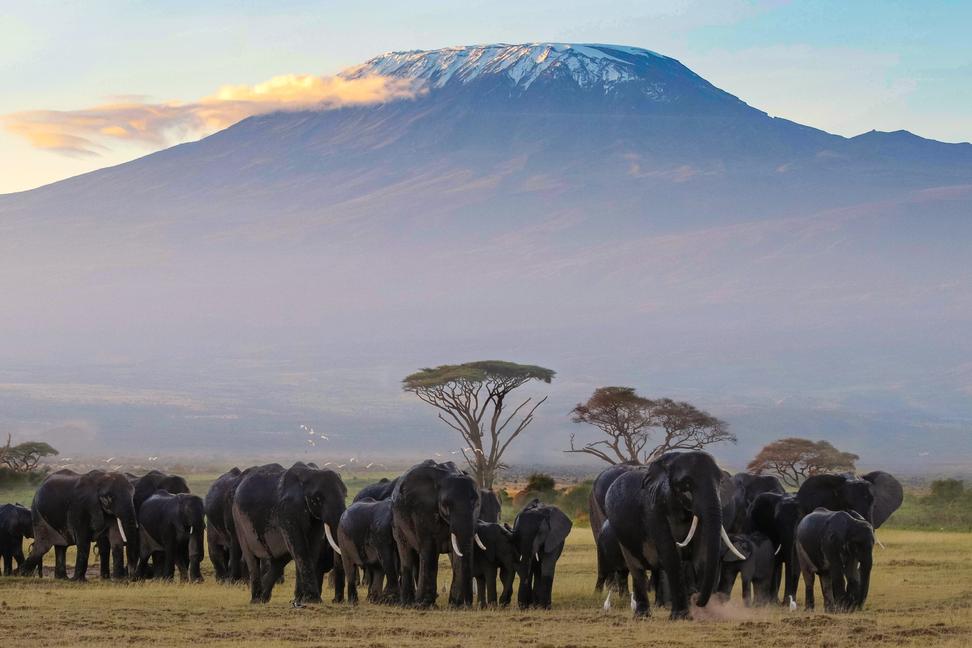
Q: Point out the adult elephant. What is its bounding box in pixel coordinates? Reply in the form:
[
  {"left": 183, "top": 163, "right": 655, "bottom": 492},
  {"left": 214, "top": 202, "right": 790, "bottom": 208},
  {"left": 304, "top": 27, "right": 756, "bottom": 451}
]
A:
[
  {"left": 796, "top": 509, "right": 874, "bottom": 612},
  {"left": 353, "top": 476, "right": 398, "bottom": 503},
  {"left": 590, "top": 462, "right": 639, "bottom": 593},
  {"left": 101, "top": 470, "right": 191, "bottom": 579},
  {"left": 21, "top": 469, "right": 139, "bottom": 581},
  {"left": 725, "top": 473, "right": 785, "bottom": 533},
  {"left": 205, "top": 467, "right": 251, "bottom": 583},
  {"left": 748, "top": 492, "right": 803, "bottom": 607},
  {"left": 390, "top": 460, "right": 480, "bottom": 607},
  {"left": 512, "top": 499, "right": 572, "bottom": 609},
  {"left": 0, "top": 503, "right": 34, "bottom": 576},
  {"left": 337, "top": 497, "right": 399, "bottom": 604},
  {"left": 605, "top": 451, "right": 746, "bottom": 619},
  {"left": 137, "top": 491, "right": 205, "bottom": 582},
  {"left": 233, "top": 462, "right": 347, "bottom": 604},
  {"left": 797, "top": 471, "right": 903, "bottom": 528}
]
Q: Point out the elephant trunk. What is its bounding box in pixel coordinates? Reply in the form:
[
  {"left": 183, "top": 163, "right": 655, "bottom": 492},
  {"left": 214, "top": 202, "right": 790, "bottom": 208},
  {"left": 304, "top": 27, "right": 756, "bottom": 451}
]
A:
[
  {"left": 449, "top": 514, "right": 475, "bottom": 605},
  {"left": 117, "top": 503, "right": 140, "bottom": 580},
  {"left": 857, "top": 553, "right": 872, "bottom": 609},
  {"left": 693, "top": 489, "right": 724, "bottom": 608}
]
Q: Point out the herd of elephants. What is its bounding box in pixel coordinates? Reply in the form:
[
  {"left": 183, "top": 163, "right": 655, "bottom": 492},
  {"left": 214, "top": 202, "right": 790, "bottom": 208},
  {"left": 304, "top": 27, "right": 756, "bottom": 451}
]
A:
[{"left": 0, "top": 451, "right": 904, "bottom": 620}]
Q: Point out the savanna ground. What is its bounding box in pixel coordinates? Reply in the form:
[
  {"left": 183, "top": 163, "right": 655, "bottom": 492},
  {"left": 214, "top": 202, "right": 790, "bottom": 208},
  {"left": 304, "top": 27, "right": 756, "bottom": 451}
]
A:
[{"left": 1, "top": 473, "right": 971, "bottom": 648}]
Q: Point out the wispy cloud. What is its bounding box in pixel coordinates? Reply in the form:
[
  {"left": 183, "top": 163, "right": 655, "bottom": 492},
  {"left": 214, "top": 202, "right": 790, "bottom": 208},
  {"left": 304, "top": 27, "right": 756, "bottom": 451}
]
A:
[{"left": 3, "top": 73, "right": 421, "bottom": 157}]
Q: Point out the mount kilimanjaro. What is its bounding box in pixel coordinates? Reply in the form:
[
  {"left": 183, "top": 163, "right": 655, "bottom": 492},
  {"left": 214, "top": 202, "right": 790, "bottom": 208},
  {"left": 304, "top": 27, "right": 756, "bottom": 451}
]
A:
[{"left": 1, "top": 44, "right": 970, "bottom": 470}]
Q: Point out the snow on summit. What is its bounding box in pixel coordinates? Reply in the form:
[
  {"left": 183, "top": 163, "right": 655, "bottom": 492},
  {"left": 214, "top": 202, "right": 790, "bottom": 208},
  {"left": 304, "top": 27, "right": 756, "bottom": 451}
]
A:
[{"left": 342, "top": 43, "right": 671, "bottom": 91}]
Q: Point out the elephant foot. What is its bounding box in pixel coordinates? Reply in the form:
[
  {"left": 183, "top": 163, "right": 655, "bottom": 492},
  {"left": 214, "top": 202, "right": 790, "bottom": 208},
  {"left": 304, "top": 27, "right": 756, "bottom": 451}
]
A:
[
  {"left": 669, "top": 608, "right": 690, "bottom": 621},
  {"left": 71, "top": 575, "right": 87, "bottom": 583}
]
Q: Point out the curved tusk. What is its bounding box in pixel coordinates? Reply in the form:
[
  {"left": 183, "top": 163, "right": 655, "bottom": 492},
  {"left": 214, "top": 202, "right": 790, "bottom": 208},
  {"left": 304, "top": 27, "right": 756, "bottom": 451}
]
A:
[
  {"left": 775, "top": 544, "right": 782, "bottom": 556},
  {"left": 675, "top": 515, "right": 699, "bottom": 548},
  {"left": 324, "top": 523, "right": 342, "bottom": 556},
  {"left": 474, "top": 533, "right": 487, "bottom": 551},
  {"left": 450, "top": 533, "right": 464, "bottom": 558},
  {"left": 721, "top": 526, "right": 747, "bottom": 560},
  {"left": 874, "top": 533, "right": 886, "bottom": 550},
  {"left": 189, "top": 526, "right": 193, "bottom": 535},
  {"left": 535, "top": 553, "right": 540, "bottom": 562},
  {"left": 116, "top": 517, "right": 128, "bottom": 544}
]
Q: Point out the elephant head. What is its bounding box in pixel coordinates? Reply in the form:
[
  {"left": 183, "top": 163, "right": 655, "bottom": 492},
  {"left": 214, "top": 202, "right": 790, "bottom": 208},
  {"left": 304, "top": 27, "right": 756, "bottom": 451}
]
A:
[
  {"left": 648, "top": 451, "right": 745, "bottom": 608},
  {"left": 84, "top": 470, "right": 140, "bottom": 577},
  {"left": 438, "top": 473, "right": 481, "bottom": 561},
  {"left": 286, "top": 462, "right": 347, "bottom": 557},
  {"left": 797, "top": 472, "right": 902, "bottom": 528}
]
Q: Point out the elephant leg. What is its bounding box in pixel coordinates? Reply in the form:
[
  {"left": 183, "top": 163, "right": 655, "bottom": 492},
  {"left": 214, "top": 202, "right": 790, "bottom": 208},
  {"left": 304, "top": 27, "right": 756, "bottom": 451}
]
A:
[
  {"left": 516, "top": 562, "right": 534, "bottom": 609},
  {"left": 72, "top": 538, "right": 91, "bottom": 581},
  {"left": 770, "top": 557, "right": 783, "bottom": 604},
  {"left": 286, "top": 530, "right": 322, "bottom": 605},
  {"left": 499, "top": 565, "right": 515, "bottom": 607},
  {"left": 486, "top": 566, "right": 498, "bottom": 607},
  {"left": 396, "top": 538, "right": 417, "bottom": 607},
  {"left": 367, "top": 565, "right": 384, "bottom": 603},
  {"left": 415, "top": 542, "right": 438, "bottom": 607},
  {"left": 244, "top": 554, "right": 264, "bottom": 604},
  {"left": 802, "top": 567, "right": 816, "bottom": 611},
  {"left": 629, "top": 565, "right": 652, "bottom": 618},
  {"left": 53, "top": 545, "right": 68, "bottom": 579},
  {"left": 655, "top": 538, "right": 688, "bottom": 620},
  {"left": 378, "top": 544, "right": 400, "bottom": 604},
  {"left": 176, "top": 543, "right": 190, "bottom": 582},
  {"left": 96, "top": 535, "right": 110, "bottom": 579},
  {"left": 2, "top": 552, "right": 12, "bottom": 576},
  {"left": 741, "top": 575, "right": 752, "bottom": 607},
  {"left": 616, "top": 567, "right": 630, "bottom": 597},
  {"left": 259, "top": 556, "right": 287, "bottom": 604},
  {"left": 346, "top": 562, "right": 359, "bottom": 605},
  {"left": 208, "top": 532, "right": 228, "bottom": 582}
]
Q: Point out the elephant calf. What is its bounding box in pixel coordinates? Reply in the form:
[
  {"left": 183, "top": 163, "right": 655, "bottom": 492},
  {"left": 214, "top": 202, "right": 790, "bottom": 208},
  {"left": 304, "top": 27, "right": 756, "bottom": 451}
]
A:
[
  {"left": 797, "top": 509, "right": 874, "bottom": 613},
  {"left": 337, "top": 497, "right": 399, "bottom": 604},
  {"left": 718, "top": 531, "right": 776, "bottom": 606},
  {"left": 472, "top": 521, "right": 518, "bottom": 607},
  {"left": 137, "top": 491, "right": 206, "bottom": 582},
  {"left": 205, "top": 467, "right": 251, "bottom": 584},
  {"left": 0, "top": 503, "right": 35, "bottom": 576}
]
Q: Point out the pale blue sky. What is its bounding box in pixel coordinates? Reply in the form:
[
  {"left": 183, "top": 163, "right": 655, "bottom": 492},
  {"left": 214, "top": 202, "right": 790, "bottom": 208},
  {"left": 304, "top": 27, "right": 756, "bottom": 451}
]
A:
[{"left": 2, "top": 0, "right": 969, "bottom": 193}]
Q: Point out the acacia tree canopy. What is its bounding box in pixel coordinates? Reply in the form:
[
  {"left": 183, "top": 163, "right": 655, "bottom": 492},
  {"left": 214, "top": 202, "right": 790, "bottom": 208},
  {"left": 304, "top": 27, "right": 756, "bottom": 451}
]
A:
[
  {"left": 747, "top": 437, "right": 859, "bottom": 488},
  {"left": 0, "top": 435, "right": 59, "bottom": 473},
  {"left": 566, "top": 386, "right": 734, "bottom": 464},
  {"left": 402, "top": 360, "right": 555, "bottom": 489}
]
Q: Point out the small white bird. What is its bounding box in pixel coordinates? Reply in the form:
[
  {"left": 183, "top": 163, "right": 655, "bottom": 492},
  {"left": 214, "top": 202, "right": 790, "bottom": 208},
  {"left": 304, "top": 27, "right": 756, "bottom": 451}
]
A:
[
  {"left": 323, "top": 462, "right": 333, "bottom": 467},
  {"left": 105, "top": 457, "right": 115, "bottom": 463},
  {"left": 337, "top": 464, "right": 346, "bottom": 469}
]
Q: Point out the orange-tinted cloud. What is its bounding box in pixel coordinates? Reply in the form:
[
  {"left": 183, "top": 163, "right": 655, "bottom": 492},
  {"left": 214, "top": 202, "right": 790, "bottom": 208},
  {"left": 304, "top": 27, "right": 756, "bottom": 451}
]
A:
[{"left": 3, "top": 73, "right": 421, "bottom": 157}]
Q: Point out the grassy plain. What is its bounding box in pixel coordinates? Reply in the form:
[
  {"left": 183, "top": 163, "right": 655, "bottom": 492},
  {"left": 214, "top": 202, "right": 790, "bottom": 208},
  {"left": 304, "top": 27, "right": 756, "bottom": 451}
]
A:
[{"left": 1, "top": 475, "right": 971, "bottom": 647}]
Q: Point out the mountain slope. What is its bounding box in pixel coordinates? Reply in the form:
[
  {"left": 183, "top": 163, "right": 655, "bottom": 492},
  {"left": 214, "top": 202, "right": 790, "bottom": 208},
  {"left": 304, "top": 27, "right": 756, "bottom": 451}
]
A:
[{"left": 1, "top": 43, "right": 970, "bottom": 469}]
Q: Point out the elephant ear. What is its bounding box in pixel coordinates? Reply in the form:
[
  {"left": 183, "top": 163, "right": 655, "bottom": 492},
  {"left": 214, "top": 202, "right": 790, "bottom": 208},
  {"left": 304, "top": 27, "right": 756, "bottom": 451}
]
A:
[
  {"left": 545, "top": 507, "right": 573, "bottom": 551},
  {"left": 861, "top": 471, "right": 903, "bottom": 529}
]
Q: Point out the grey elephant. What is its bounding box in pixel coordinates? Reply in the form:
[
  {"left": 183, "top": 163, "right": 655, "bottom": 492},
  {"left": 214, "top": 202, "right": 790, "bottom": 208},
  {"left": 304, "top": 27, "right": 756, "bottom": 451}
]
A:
[
  {"left": 337, "top": 497, "right": 399, "bottom": 604},
  {"left": 391, "top": 460, "right": 480, "bottom": 607},
  {"left": 717, "top": 531, "right": 776, "bottom": 606},
  {"left": 0, "top": 503, "right": 34, "bottom": 576},
  {"left": 797, "top": 508, "right": 874, "bottom": 612},
  {"left": 136, "top": 491, "right": 206, "bottom": 582},
  {"left": 233, "top": 462, "right": 347, "bottom": 604},
  {"left": 21, "top": 469, "right": 139, "bottom": 581},
  {"left": 511, "top": 499, "right": 572, "bottom": 609}
]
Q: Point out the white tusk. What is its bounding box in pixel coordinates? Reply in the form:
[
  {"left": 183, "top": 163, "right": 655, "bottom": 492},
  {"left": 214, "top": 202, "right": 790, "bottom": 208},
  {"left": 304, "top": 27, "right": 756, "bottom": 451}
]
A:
[
  {"left": 675, "top": 515, "right": 699, "bottom": 548},
  {"left": 788, "top": 595, "right": 797, "bottom": 611},
  {"left": 189, "top": 526, "right": 193, "bottom": 535},
  {"left": 450, "top": 533, "right": 464, "bottom": 558},
  {"left": 603, "top": 591, "right": 612, "bottom": 611},
  {"left": 875, "top": 534, "right": 886, "bottom": 550},
  {"left": 721, "top": 526, "right": 747, "bottom": 560},
  {"left": 116, "top": 517, "right": 128, "bottom": 544},
  {"left": 535, "top": 553, "right": 540, "bottom": 562},
  {"left": 324, "top": 523, "right": 342, "bottom": 556},
  {"left": 775, "top": 544, "right": 782, "bottom": 555},
  {"left": 474, "top": 534, "right": 487, "bottom": 551}
]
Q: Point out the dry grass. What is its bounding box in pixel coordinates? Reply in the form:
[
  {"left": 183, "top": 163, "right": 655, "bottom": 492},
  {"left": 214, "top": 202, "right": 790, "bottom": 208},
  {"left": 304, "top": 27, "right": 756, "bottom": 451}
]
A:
[{"left": 1, "top": 529, "right": 970, "bottom": 647}]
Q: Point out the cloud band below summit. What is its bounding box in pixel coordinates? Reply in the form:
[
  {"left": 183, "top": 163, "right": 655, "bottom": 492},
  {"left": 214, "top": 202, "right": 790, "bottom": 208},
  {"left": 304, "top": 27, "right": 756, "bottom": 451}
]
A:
[{"left": 2, "top": 73, "right": 421, "bottom": 157}]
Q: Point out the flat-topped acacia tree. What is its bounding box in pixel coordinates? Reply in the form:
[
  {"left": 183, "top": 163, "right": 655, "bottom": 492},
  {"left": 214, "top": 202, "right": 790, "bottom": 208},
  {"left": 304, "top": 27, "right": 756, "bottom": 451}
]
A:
[{"left": 402, "top": 361, "right": 555, "bottom": 489}]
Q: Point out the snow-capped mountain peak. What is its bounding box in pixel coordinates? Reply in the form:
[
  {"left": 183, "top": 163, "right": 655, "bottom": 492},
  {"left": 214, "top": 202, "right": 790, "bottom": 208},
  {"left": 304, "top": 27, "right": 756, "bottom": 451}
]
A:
[{"left": 341, "top": 43, "right": 672, "bottom": 91}]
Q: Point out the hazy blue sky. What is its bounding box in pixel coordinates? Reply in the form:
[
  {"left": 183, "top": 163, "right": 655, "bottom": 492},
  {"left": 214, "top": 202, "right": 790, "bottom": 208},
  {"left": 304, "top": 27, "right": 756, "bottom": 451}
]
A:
[{"left": 2, "top": 0, "right": 970, "bottom": 193}]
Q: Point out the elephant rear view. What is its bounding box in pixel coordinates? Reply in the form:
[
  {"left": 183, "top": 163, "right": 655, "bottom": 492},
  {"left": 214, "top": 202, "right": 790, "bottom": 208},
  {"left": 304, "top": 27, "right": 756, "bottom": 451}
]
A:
[
  {"left": 205, "top": 467, "right": 251, "bottom": 583},
  {"left": 391, "top": 460, "right": 480, "bottom": 607},
  {"left": 511, "top": 499, "right": 572, "bottom": 609},
  {"left": 233, "top": 462, "right": 347, "bottom": 605},
  {"left": 796, "top": 509, "right": 874, "bottom": 612},
  {"left": 21, "top": 469, "right": 139, "bottom": 581},
  {"left": 137, "top": 491, "right": 205, "bottom": 582}
]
